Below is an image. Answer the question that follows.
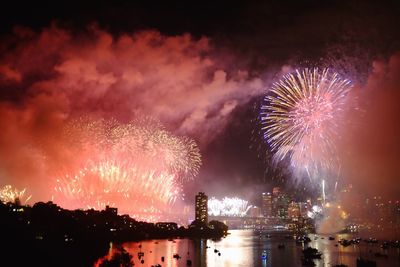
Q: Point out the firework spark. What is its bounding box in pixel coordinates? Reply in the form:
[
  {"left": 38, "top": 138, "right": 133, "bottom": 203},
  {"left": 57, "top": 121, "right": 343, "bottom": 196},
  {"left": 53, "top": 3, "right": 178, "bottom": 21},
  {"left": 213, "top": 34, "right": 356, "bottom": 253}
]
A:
[
  {"left": 52, "top": 118, "right": 201, "bottom": 221},
  {"left": 0, "top": 185, "right": 32, "bottom": 204},
  {"left": 208, "top": 197, "right": 251, "bottom": 217},
  {"left": 261, "top": 68, "right": 352, "bottom": 178}
]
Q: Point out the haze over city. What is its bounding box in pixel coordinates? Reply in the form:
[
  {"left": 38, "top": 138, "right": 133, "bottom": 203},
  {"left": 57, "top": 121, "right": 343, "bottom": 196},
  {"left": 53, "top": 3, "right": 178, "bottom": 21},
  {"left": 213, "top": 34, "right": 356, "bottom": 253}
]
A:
[{"left": 1, "top": 1, "right": 399, "bottom": 266}]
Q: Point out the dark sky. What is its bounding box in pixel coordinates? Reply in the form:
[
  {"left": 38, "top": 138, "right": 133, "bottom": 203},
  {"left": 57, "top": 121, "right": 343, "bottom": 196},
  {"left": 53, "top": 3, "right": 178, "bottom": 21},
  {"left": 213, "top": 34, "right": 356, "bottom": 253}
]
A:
[{"left": 1, "top": 0, "right": 400, "bottom": 205}]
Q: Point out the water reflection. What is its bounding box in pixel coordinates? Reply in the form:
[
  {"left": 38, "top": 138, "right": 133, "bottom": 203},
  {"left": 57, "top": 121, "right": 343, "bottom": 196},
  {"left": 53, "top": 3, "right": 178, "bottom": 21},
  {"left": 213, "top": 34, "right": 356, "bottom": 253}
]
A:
[{"left": 95, "top": 230, "right": 400, "bottom": 267}]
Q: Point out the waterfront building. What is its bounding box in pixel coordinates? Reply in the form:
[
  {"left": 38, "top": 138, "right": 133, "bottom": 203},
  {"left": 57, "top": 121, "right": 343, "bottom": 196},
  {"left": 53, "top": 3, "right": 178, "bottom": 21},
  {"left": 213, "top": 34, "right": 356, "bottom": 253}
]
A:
[
  {"left": 195, "top": 192, "right": 208, "bottom": 223},
  {"left": 288, "top": 201, "right": 300, "bottom": 221},
  {"left": 249, "top": 206, "right": 262, "bottom": 217},
  {"left": 261, "top": 192, "right": 272, "bottom": 218}
]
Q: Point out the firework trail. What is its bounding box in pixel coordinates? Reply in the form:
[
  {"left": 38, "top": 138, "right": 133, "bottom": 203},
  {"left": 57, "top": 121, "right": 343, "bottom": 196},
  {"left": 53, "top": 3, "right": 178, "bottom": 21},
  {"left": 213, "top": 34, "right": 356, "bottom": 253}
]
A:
[
  {"left": 208, "top": 197, "right": 252, "bottom": 217},
  {"left": 0, "top": 185, "right": 32, "bottom": 204},
  {"left": 52, "top": 118, "right": 201, "bottom": 221},
  {"left": 260, "top": 68, "right": 352, "bottom": 179}
]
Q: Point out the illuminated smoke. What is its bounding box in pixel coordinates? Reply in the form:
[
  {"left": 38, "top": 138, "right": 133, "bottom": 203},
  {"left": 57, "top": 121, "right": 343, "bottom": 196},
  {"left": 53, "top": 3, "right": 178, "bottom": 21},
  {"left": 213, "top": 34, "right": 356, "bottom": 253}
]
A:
[
  {"left": 208, "top": 197, "right": 251, "bottom": 217},
  {"left": 52, "top": 118, "right": 201, "bottom": 221},
  {"left": 0, "top": 185, "right": 32, "bottom": 204}
]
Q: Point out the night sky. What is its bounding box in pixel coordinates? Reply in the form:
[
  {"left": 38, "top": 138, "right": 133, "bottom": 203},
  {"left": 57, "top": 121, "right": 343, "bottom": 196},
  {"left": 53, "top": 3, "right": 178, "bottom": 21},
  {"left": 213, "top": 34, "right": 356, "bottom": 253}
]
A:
[{"left": 0, "top": 0, "right": 399, "bottom": 208}]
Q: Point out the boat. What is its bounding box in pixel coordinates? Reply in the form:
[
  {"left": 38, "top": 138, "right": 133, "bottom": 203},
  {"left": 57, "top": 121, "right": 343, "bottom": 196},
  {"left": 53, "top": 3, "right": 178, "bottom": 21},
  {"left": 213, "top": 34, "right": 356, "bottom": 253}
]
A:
[
  {"left": 365, "top": 238, "right": 378, "bottom": 244},
  {"left": 261, "top": 250, "right": 268, "bottom": 260},
  {"left": 339, "top": 239, "right": 351, "bottom": 247},
  {"left": 381, "top": 242, "right": 389, "bottom": 249},
  {"left": 329, "top": 236, "right": 335, "bottom": 240}
]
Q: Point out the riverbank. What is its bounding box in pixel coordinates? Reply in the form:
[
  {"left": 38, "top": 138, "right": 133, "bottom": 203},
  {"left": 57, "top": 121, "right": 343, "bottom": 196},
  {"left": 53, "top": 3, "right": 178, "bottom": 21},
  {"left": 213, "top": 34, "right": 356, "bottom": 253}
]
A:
[{"left": 1, "top": 201, "right": 227, "bottom": 267}]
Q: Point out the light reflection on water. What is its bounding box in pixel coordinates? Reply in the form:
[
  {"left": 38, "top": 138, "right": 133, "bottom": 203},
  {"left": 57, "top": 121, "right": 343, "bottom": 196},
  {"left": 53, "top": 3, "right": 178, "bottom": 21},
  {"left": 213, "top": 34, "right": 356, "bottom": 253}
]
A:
[{"left": 95, "top": 230, "right": 400, "bottom": 267}]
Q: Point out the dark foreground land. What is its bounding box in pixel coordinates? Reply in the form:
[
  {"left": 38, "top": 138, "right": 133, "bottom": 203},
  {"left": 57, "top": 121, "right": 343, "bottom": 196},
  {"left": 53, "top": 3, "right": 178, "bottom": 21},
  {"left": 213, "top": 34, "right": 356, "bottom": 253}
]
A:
[{"left": 0, "top": 201, "right": 227, "bottom": 267}]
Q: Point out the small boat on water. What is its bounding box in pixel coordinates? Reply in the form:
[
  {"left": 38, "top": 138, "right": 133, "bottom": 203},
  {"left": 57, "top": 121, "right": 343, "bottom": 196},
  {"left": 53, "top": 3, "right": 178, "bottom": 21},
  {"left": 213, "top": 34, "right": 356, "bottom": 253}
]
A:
[
  {"left": 329, "top": 236, "right": 335, "bottom": 240},
  {"left": 261, "top": 250, "right": 268, "bottom": 260},
  {"left": 365, "top": 238, "right": 378, "bottom": 244},
  {"left": 381, "top": 242, "right": 389, "bottom": 249},
  {"left": 339, "top": 239, "right": 352, "bottom": 247}
]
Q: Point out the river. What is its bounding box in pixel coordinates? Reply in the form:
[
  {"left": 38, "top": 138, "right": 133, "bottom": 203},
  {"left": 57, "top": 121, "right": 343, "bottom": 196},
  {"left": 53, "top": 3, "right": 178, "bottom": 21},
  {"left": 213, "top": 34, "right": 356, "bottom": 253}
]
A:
[{"left": 95, "top": 230, "right": 400, "bottom": 266}]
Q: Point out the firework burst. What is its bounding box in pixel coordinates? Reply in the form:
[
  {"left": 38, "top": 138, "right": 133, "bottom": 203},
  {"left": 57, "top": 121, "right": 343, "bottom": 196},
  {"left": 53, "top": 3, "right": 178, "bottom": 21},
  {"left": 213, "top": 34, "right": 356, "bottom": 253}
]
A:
[
  {"left": 52, "top": 118, "right": 201, "bottom": 221},
  {"left": 261, "top": 68, "right": 352, "bottom": 178},
  {"left": 0, "top": 185, "right": 32, "bottom": 204},
  {"left": 208, "top": 197, "right": 251, "bottom": 217}
]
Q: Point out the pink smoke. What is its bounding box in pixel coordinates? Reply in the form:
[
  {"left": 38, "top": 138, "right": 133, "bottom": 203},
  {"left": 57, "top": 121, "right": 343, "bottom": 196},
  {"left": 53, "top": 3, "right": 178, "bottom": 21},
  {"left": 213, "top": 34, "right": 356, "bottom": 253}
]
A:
[{"left": 0, "top": 24, "right": 263, "bottom": 204}]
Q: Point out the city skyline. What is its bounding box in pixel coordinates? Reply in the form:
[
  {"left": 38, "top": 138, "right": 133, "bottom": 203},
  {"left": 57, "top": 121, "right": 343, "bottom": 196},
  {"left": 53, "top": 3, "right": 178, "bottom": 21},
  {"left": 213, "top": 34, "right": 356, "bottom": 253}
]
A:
[
  {"left": 1, "top": 2, "right": 400, "bottom": 266},
  {"left": 0, "top": 0, "right": 399, "bottom": 235}
]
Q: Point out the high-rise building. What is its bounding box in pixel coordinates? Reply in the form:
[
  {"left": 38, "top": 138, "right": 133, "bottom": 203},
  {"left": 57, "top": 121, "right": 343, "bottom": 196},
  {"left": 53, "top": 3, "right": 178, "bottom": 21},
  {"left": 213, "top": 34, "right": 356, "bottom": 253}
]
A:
[
  {"left": 276, "top": 194, "right": 289, "bottom": 219},
  {"left": 249, "top": 206, "right": 262, "bottom": 217},
  {"left": 299, "top": 201, "right": 310, "bottom": 218},
  {"left": 272, "top": 187, "right": 280, "bottom": 216},
  {"left": 271, "top": 187, "right": 290, "bottom": 219},
  {"left": 288, "top": 201, "right": 300, "bottom": 220},
  {"left": 195, "top": 192, "right": 208, "bottom": 223},
  {"left": 272, "top": 187, "right": 281, "bottom": 196},
  {"left": 262, "top": 192, "right": 272, "bottom": 218}
]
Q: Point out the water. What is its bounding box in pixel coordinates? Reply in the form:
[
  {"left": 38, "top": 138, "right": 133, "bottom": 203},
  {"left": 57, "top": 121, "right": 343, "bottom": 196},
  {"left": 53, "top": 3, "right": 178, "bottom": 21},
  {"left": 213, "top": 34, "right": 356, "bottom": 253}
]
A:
[{"left": 95, "top": 230, "right": 400, "bottom": 266}]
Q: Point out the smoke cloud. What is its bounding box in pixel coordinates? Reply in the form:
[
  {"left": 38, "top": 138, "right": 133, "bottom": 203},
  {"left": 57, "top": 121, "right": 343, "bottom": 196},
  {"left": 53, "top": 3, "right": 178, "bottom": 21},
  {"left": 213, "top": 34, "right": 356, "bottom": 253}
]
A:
[
  {"left": 0, "top": 25, "right": 263, "bottom": 202},
  {"left": 339, "top": 52, "right": 400, "bottom": 199},
  {"left": 316, "top": 52, "right": 400, "bottom": 237}
]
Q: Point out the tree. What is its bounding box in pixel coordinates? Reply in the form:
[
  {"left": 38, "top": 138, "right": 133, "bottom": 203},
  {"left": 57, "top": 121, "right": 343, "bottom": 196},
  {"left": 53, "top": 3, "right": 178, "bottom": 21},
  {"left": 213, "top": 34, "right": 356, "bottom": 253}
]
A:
[{"left": 209, "top": 220, "right": 228, "bottom": 235}]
